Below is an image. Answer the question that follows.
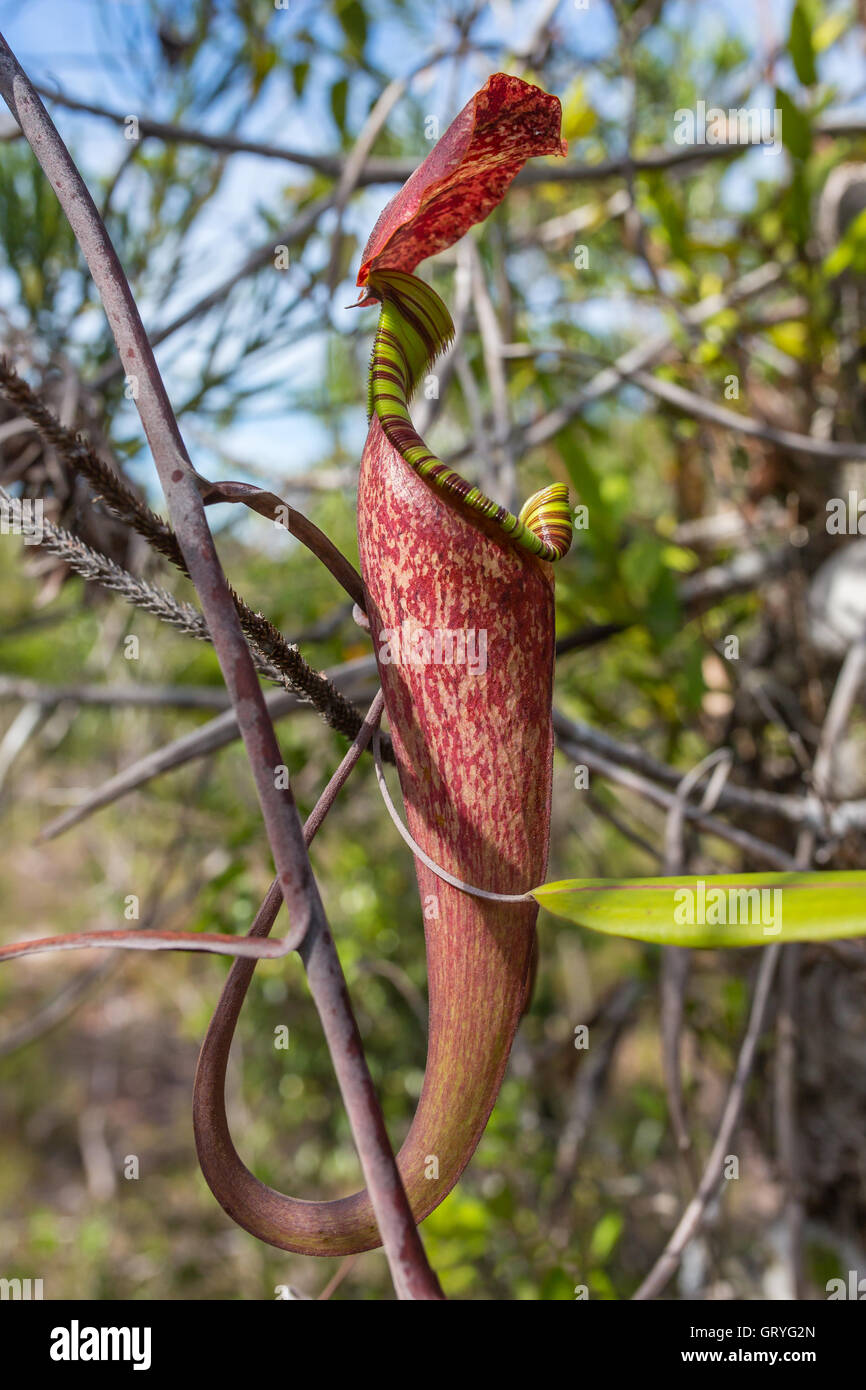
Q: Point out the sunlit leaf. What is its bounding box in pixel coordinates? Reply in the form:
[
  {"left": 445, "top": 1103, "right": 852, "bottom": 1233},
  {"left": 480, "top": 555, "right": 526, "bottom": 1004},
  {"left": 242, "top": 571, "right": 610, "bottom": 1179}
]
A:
[
  {"left": 768, "top": 319, "right": 809, "bottom": 359},
  {"left": 532, "top": 874, "right": 866, "bottom": 948},
  {"left": 813, "top": 10, "right": 847, "bottom": 52},
  {"left": 590, "top": 1211, "right": 623, "bottom": 1261},
  {"left": 559, "top": 77, "right": 596, "bottom": 142},
  {"left": 823, "top": 205, "right": 866, "bottom": 278}
]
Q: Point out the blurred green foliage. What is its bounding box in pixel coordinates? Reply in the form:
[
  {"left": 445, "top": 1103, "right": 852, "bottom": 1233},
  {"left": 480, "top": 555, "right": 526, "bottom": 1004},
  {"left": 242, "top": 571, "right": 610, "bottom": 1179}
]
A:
[{"left": 0, "top": 0, "right": 863, "bottom": 1301}]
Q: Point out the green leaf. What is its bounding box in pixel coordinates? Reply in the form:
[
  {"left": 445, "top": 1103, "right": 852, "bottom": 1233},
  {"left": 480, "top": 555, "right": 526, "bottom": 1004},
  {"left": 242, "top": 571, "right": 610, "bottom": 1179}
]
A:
[
  {"left": 556, "top": 431, "right": 617, "bottom": 555},
  {"left": 645, "top": 174, "right": 687, "bottom": 262},
  {"left": 661, "top": 544, "right": 698, "bottom": 573},
  {"left": 787, "top": 166, "right": 811, "bottom": 245},
  {"left": 768, "top": 319, "right": 809, "bottom": 359},
  {"left": 291, "top": 61, "right": 310, "bottom": 99},
  {"left": 823, "top": 205, "right": 866, "bottom": 279},
  {"left": 335, "top": 0, "right": 367, "bottom": 54},
  {"left": 775, "top": 88, "right": 812, "bottom": 160},
  {"left": 330, "top": 76, "right": 349, "bottom": 136},
  {"left": 532, "top": 873, "right": 866, "bottom": 948},
  {"left": 589, "top": 1211, "right": 623, "bottom": 1262},
  {"left": 249, "top": 43, "right": 277, "bottom": 96},
  {"left": 621, "top": 535, "right": 664, "bottom": 603},
  {"left": 813, "top": 10, "right": 847, "bottom": 53},
  {"left": 823, "top": 239, "right": 853, "bottom": 279},
  {"left": 559, "top": 77, "right": 596, "bottom": 142},
  {"left": 789, "top": 3, "right": 817, "bottom": 86}
]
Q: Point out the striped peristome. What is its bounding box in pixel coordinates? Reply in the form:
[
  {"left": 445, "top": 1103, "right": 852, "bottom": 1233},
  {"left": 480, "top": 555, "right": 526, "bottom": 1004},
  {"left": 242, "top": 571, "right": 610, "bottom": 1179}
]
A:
[{"left": 366, "top": 269, "right": 573, "bottom": 563}]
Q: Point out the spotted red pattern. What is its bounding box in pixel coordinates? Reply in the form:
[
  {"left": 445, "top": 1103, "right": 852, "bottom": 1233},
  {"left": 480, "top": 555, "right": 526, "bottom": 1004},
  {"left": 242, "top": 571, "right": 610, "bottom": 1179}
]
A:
[
  {"left": 356, "top": 72, "right": 566, "bottom": 295},
  {"left": 330, "top": 74, "right": 566, "bottom": 1253},
  {"left": 356, "top": 418, "right": 555, "bottom": 1235}
]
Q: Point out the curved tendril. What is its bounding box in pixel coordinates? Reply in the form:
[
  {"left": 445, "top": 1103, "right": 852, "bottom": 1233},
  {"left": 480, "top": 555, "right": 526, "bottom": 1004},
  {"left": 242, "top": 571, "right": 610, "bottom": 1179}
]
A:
[{"left": 366, "top": 269, "right": 573, "bottom": 563}]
